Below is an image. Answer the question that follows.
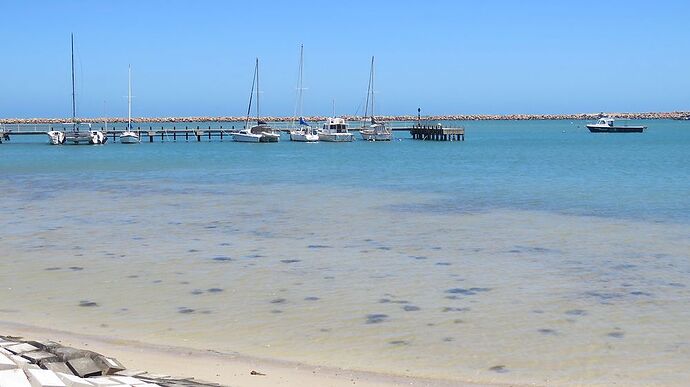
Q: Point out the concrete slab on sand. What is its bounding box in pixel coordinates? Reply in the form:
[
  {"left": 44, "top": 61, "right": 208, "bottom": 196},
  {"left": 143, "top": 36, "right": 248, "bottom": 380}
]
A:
[
  {"left": 0, "top": 353, "right": 17, "bottom": 371},
  {"left": 0, "top": 369, "right": 32, "bottom": 387},
  {"left": 56, "top": 373, "right": 94, "bottom": 387},
  {"left": 5, "top": 343, "right": 40, "bottom": 355},
  {"left": 66, "top": 357, "right": 102, "bottom": 378},
  {"left": 43, "top": 363, "right": 73, "bottom": 376},
  {"left": 82, "top": 376, "right": 124, "bottom": 386},
  {"left": 25, "top": 368, "right": 67, "bottom": 387},
  {"left": 22, "top": 351, "right": 59, "bottom": 364}
]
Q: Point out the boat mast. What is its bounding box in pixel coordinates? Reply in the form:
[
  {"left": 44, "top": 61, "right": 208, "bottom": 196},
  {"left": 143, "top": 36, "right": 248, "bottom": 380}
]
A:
[
  {"left": 298, "top": 46, "right": 303, "bottom": 121},
  {"left": 128, "top": 65, "right": 132, "bottom": 131},
  {"left": 244, "top": 60, "right": 257, "bottom": 129},
  {"left": 370, "top": 56, "right": 375, "bottom": 123},
  {"left": 71, "top": 33, "right": 76, "bottom": 131},
  {"left": 256, "top": 58, "right": 260, "bottom": 125}
]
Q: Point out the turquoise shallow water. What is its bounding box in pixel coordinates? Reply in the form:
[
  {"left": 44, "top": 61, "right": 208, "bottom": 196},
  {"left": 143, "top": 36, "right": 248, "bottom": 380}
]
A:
[
  {"left": 3, "top": 119, "right": 689, "bottom": 223},
  {"left": 1, "top": 119, "right": 689, "bottom": 385}
]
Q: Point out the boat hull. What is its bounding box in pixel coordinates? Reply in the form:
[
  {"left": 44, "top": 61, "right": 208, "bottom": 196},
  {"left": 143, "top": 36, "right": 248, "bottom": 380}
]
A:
[
  {"left": 586, "top": 125, "right": 645, "bottom": 133},
  {"left": 233, "top": 133, "right": 261, "bottom": 142},
  {"left": 120, "top": 133, "right": 140, "bottom": 144},
  {"left": 290, "top": 132, "right": 319, "bottom": 142},
  {"left": 319, "top": 133, "right": 354, "bottom": 142},
  {"left": 64, "top": 131, "right": 106, "bottom": 145},
  {"left": 47, "top": 131, "right": 65, "bottom": 145},
  {"left": 360, "top": 131, "right": 392, "bottom": 141}
]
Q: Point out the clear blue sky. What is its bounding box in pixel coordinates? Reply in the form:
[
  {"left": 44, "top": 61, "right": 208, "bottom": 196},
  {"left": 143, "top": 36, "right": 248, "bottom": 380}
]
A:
[{"left": 1, "top": 0, "right": 689, "bottom": 118}]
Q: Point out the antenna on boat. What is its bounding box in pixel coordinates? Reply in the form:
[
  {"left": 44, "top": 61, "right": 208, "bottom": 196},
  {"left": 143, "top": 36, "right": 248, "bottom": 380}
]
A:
[{"left": 332, "top": 99, "right": 335, "bottom": 117}]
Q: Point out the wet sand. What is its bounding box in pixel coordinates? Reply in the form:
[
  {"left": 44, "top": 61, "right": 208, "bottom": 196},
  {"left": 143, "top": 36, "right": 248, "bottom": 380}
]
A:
[{"left": 0, "top": 320, "right": 503, "bottom": 387}]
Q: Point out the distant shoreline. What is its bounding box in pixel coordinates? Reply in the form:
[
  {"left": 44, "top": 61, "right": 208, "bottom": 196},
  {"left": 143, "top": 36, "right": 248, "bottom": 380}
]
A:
[{"left": 1, "top": 111, "right": 689, "bottom": 124}]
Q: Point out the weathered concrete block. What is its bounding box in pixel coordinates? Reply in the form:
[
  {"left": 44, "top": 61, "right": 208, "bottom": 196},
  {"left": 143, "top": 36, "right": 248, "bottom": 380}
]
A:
[
  {"left": 55, "top": 373, "right": 94, "bottom": 387},
  {"left": 0, "top": 340, "right": 17, "bottom": 348},
  {"left": 22, "top": 351, "right": 59, "bottom": 364},
  {"left": 0, "top": 353, "right": 17, "bottom": 371},
  {"left": 0, "top": 349, "right": 11, "bottom": 357},
  {"left": 25, "top": 368, "right": 67, "bottom": 387},
  {"left": 91, "top": 356, "right": 124, "bottom": 375},
  {"left": 42, "top": 363, "right": 73, "bottom": 376},
  {"left": 112, "top": 369, "right": 145, "bottom": 377},
  {"left": 0, "top": 369, "right": 32, "bottom": 387},
  {"left": 53, "top": 348, "right": 96, "bottom": 363},
  {"left": 5, "top": 343, "right": 39, "bottom": 355},
  {"left": 80, "top": 377, "right": 121, "bottom": 386},
  {"left": 26, "top": 341, "right": 61, "bottom": 352},
  {"left": 66, "top": 357, "right": 101, "bottom": 378},
  {"left": 10, "top": 355, "right": 31, "bottom": 367},
  {"left": 109, "top": 375, "right": 145, "bottom": 385}
]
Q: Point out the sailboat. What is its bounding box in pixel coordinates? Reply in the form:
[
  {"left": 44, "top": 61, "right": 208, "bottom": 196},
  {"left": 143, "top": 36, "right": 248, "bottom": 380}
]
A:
[
  {"left": 120, "top": 65, "right": 140, "bottom": 144},
  {"left": 54, "top": 34, "right": 106, "bottom": 145},
  {"left": 233, "top": 58, "right": 280, "bottom": 143},
  {"left": 359, "top": 56, "right": 392, "bottom": 141},
  {"left": 289, "top": 45, "right": 318, "bottom": 142}
]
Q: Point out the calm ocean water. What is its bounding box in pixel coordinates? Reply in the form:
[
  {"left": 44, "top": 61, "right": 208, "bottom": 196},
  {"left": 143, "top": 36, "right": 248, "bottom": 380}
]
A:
[{"left": 1, "top": 119, "right": 689, "bottom": 385}]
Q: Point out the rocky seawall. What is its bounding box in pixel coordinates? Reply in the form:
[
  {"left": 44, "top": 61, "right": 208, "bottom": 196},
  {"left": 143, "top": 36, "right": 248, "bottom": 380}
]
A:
[{"left": 1, "top": 111, "right": 689, "bottom": 125}]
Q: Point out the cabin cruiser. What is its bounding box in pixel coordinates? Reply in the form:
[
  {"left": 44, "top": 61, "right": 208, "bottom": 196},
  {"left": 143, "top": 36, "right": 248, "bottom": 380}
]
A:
[
  {"left": 318, "top": 117, "right": 354, "bottom": 142},
  {"left": 586, "top": 117, "right": 646, "bottom": 133}
]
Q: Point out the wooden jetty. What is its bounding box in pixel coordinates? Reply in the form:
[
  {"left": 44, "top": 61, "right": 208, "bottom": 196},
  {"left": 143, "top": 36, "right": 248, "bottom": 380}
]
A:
[
  {"left": 408, "top": 123, "right": 465, "bottom": 141},
  {"left": 0, "top": 122, "right": 466, "bottom": 143}
]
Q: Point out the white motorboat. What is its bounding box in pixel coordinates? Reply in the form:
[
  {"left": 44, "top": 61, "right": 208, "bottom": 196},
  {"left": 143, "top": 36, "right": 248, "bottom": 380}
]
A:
[
  {"left": 47, "top": 130, "right": 65, "bottom": 145},
  {"left": 120, "top": 65, "right": 140, "bottom": 144},
  {"left": 359, "top": 56, "right": 392, "bottom": 141},
  {"left": 586, "top": 117, "right": 646, "bottom": 133},
  {"left": 318, "top": 117, "right": 354, "bottom": 142},
  {"left": 62, "top": 34, "right": 106, "bottom": 145},
  {"left": 289, "top": 45, "right": 318, "bottom": 142},
  {"left": 233, "top": 58, "right": 280, "bottom": 143}
]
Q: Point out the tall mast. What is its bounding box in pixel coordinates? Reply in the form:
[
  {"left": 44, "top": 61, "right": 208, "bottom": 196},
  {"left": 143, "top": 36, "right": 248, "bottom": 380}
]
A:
[
  {"left": 255, "top": 58, "right": 260, "bottom": 124},
  {"left": 370, "top": 56, "right": 375, "bottom": 120},
  {"left": 128, "top": 65, "right": 132, "bottom": 130},
  {"left": 298, "top": 44, "right": 304, "bottom": 120},
  {"left": 71, "top": 33, "right": 76, "bottom": 129}
]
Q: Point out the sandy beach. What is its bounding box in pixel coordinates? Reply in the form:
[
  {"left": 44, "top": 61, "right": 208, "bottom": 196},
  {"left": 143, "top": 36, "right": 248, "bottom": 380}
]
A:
[{"left": 0, "top": 320, "right": 507, "bottom": 387}]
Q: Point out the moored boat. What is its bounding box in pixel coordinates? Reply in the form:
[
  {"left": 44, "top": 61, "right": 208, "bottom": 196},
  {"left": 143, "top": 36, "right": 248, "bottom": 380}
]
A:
[
  {"left": 233, "top": 58, "right": 280, "bottom": 143},
  {"left": 586, "top": 117, "right": 646, "bottom": 133},
  {"left": 120, "top": 65, "right": 140, "bottom": 144},
  {"left": 359, "top": 56, "right": 392, "bottom": 141},
  {"left": 289, "top": 45, "right": 318, "bottom": 142},
  {"left": 61, "top": 34, "right": 106, "bottom": 145},
  {"left": 319, "top": 117, "right": 354, "bottom": 142}
]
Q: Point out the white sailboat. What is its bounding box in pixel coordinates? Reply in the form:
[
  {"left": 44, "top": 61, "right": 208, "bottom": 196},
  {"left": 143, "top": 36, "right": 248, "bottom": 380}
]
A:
[
  {"left": 359, "top": 56, "right": 392, "bottom": 141},
  {"left": 120, "top": 65, "right": 140, "bottom": 144},
  {"left": 61, "top": 34, "right": 106, "bottom": 145},
  {"left": 318, "top": 101, "right": 354, "bottom": 142},
  {"left": 289, "top": 45, "right": 318, "bottom": 142},
  {"left": 233, "top": 58, "right": 280, "bottom": 143}
]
